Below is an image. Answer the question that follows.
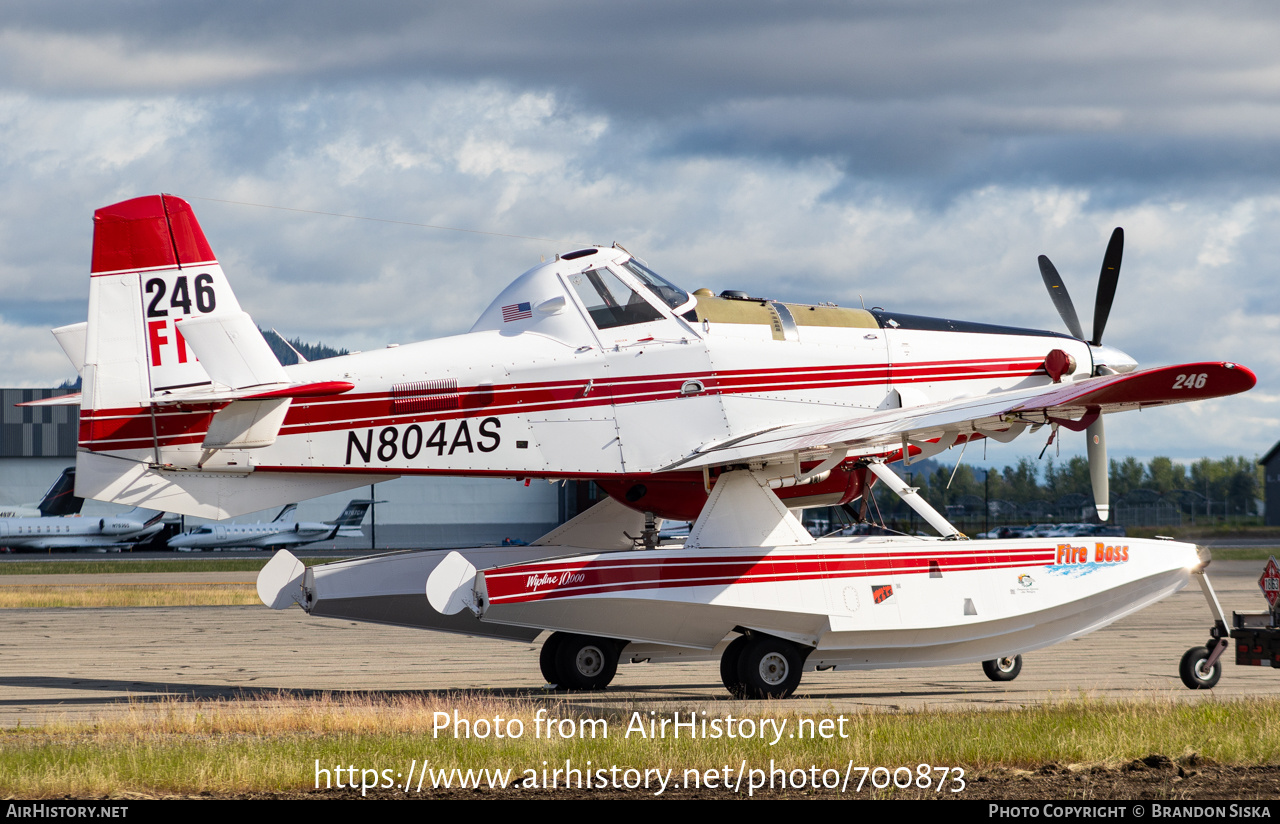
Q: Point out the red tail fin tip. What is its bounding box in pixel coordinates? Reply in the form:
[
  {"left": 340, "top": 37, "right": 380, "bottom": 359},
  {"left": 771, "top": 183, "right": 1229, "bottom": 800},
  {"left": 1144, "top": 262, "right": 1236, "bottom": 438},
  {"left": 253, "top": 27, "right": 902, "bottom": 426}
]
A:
[{"left": 90, "top": 194, "right": 215, "bottom": 275}]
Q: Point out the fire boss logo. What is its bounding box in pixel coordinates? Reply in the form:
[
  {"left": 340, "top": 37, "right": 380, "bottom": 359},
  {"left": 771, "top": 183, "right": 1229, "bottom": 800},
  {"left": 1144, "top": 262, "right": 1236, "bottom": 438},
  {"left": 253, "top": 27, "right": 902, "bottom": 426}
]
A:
[
  {"left": 1055, "top": 543, "right": 1130, "bottom": 565},
  {"left": 527, "top": 570, "right": 586, "bottom": 591},
  {"left": 871, "top": 583, "right": 894, "bottom": 604}
]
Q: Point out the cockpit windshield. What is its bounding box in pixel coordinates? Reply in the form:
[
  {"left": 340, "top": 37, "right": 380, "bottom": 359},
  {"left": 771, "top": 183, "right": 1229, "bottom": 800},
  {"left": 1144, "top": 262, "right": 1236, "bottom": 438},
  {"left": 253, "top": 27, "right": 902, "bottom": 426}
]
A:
[{"left": 621, "top": 259, "right": 693, "bottom": 312}]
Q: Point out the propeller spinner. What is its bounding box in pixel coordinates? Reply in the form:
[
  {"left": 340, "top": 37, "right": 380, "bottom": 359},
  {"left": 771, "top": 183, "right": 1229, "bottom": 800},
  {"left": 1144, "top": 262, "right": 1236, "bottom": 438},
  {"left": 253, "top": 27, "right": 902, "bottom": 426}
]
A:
[{"left": 1037, "top": 227, "right": 1128, "bottom": 521}]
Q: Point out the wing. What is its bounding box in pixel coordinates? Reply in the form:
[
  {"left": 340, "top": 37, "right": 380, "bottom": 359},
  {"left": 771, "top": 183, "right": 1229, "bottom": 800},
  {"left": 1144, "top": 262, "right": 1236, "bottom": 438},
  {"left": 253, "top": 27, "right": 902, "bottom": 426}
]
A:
[{"left": 665, "top": 361, "right": 1255, "bottom": 470}]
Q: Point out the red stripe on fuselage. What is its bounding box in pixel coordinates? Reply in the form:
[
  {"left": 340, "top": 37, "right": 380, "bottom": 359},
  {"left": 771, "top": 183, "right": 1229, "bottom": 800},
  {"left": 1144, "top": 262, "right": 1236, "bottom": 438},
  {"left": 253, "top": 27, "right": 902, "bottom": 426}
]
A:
[
  {"left": 484, "top": 547, "right": 1057, "bottom": 604},
  {"left": 79, "top": 357, "right": 1048, "bottom": 451}
]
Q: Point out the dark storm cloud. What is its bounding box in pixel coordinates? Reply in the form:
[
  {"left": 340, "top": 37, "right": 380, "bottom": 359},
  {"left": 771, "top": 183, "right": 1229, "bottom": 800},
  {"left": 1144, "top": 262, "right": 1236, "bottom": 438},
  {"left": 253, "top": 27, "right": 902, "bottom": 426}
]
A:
[
  {"left": 5, "top": 1, "right": 1280, "bottom": 193},
  {"left": 0, "top": 2, "right": 1274, "bottom": 462}
]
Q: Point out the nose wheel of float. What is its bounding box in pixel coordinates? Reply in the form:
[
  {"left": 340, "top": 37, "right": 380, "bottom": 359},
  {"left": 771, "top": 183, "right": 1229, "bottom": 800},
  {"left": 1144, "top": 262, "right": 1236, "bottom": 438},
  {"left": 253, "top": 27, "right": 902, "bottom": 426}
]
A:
[
  {"left": 982, "top": 655, "right": 1022, "bottom": 682},
  {"left": 539, "top": 631, "right": 622, "bottom": 691},
  {"left": 1179, "top": 558, "right": 1280, "bottom": 690},
  {"left": 1179, "top": 645, "right": 1223, "bottom": 689}
]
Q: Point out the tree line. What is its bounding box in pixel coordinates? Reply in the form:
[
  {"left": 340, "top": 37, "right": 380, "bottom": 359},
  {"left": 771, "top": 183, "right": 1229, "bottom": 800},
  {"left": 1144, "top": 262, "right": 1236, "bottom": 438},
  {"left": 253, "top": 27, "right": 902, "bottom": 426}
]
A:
[{"left": 880, "top": 454, "right": 1263, "bottom": 523}]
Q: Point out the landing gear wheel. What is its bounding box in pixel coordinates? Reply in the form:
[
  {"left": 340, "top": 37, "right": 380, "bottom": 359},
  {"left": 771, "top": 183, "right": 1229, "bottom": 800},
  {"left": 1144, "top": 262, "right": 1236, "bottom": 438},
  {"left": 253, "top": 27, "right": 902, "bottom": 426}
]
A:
[
  {"left": 735, "top": 635, "right": 805, "bottom": 699},
  {"left": 1179, "top": 646, "right": 1221, "bottom": 690},
  {"left": 554, "top": 634, "right": 620, "bottom": 691},
  {"left": 982, "top": 655, "right": 1022, "bottom": 682},
  {"left": 539, "top": 632, "right": 566, "bottom": 686},
  {"left": 719, "top": 635, "right": 751, "bottom": 698}
]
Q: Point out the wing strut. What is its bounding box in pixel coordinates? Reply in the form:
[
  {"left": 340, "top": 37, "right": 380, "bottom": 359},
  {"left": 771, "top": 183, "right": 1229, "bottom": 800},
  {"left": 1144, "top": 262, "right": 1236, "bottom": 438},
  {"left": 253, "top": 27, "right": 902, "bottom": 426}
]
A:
[{"left": 863, "top": 460, "right": 966, "bottom": 540}]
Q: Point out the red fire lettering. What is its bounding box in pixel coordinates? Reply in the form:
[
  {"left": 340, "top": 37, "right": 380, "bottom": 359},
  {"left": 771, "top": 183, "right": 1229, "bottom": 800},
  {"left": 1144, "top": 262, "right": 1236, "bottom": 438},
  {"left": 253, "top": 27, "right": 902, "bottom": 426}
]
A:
[{"left": 147, "top": 320, "right": 168, "bottom": 366}]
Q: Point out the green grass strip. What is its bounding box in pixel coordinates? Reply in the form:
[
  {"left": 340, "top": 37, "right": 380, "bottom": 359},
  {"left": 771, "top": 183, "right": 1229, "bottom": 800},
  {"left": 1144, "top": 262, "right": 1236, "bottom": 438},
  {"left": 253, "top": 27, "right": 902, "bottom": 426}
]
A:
[{"left": 3, "top": 696, "right": 1279, "bottom": 797}]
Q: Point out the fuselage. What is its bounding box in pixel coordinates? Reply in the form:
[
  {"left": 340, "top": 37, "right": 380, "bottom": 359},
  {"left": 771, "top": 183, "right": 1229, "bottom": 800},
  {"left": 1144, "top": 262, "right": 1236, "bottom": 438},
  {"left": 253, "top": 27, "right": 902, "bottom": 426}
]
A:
[
  {"left": 78, "top": 246, "right": 1099, "bottom": 519},
  {"left": 80, "top": 250, "right": 1095, "bottom": 486},
  {"left": 0, "top": 514, "right": 161, "bottom": 549},
  {"left": 168, "top": 521, "right": 347, "bottom": 550}
]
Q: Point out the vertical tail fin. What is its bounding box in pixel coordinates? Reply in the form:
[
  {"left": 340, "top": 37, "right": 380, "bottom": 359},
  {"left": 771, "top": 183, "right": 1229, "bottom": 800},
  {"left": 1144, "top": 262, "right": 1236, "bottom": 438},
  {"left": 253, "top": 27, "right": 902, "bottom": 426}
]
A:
[
  {"left": 82, "top": 193, "right": 245, "bottom": 417},
  {"left": 79, "top": 193, "right": 288, "bottom": 465},
  {"left": 74, "top": 195, "right": 396, "bottom": 519},
  {"left": 271, "top": 503, "right": 299, "bottom": 524},
  {"left": 328, "top": 499, "right": 374, "bottom": 528},
  {"left": 37, "top": 467, "right": 82, "bottom": 517}
]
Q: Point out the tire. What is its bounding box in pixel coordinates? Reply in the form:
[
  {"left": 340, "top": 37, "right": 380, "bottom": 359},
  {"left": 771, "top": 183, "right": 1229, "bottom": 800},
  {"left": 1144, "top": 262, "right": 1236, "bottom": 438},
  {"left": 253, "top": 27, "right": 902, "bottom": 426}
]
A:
[
  {"left": 719, "top": 635, "right": 751, "bottom": 698},
  {"left": 539, "top": 632, "right": 566, "bottom": 686},
  {"left": 735, "top": 635, "right": 805, "bottom": 699},
  {"left": 1179, "top": 646, "right": 1221, "bottom": 690},
  {"left": 982, "top": 655, "right": 1022, "bottom": 682},
  {"left": 554, "top": 634, "right": 620, "bottom": 691}
]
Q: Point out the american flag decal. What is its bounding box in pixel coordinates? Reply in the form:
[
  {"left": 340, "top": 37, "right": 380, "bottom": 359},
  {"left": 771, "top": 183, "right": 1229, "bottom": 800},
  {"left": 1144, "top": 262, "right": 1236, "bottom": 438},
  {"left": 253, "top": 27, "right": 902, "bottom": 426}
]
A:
[{"left": 502, "top": 302, "right": 532, "bottom": 322}]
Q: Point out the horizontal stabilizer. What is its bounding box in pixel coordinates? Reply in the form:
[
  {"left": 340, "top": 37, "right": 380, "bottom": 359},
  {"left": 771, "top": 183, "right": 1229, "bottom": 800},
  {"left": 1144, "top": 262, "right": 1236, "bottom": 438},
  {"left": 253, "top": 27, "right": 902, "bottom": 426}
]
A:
[
  {"left": 202, "top": 398, "right": 291, "bottom": 450},
  {"left": 177, "top": 311, "right": 289, "bottom": 390},
  {"left": 16, "top": 393, "right": 81, "bottom": 407},
  {"left": 151, "top": 380, "right": 355, "bottom": 405},
  {"left": 52, "top": 322, "right": 87, "bottom": 376}
]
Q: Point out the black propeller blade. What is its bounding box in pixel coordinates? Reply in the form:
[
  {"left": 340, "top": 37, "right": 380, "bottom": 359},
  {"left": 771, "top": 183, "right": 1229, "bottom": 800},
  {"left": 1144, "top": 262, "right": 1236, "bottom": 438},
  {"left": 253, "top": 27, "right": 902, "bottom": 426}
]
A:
[
  {"left": 1091, "top": 227, "right": 1123, "bottom": 346},
  {"left": 1036, "top": 227, "right": 1123, "bottom": 347},
  {"left": 1037, "top": 255, "right": 1086, "bottom": 341}
]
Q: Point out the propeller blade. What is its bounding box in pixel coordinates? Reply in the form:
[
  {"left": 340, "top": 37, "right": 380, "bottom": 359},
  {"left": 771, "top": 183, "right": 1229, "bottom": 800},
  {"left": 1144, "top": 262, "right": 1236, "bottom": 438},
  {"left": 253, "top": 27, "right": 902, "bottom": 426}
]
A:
[
  {"left": 1038, "top": 255, "right": 1086, "bottom": 340},
  {"left": 1091, "top": 227, "right": 1123, "bottom": 345},
  {"left": 1086, "top": 418, "right": 1109, "bottom": 521}
]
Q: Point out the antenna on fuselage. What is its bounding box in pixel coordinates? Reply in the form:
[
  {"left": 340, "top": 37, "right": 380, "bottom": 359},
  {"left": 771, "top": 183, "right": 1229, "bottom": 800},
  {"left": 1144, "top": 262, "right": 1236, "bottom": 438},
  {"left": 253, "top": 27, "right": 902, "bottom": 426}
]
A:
[{"left": 270, "top": 329, "right": 309, "bottom": 364}]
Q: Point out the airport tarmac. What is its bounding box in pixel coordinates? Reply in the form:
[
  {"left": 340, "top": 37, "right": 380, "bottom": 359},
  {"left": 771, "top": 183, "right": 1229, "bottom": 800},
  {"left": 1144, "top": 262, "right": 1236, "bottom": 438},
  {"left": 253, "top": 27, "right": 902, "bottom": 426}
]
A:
[{"left": 1, "top": 560, "right": 1277, "bottom": 725}]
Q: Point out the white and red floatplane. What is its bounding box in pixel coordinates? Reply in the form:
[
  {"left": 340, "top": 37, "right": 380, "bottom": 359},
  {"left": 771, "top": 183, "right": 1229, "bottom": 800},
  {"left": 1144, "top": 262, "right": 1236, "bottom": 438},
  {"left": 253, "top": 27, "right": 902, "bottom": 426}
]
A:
[{"left": 37, "top": 194, "right": 1253, "bottom": 697}]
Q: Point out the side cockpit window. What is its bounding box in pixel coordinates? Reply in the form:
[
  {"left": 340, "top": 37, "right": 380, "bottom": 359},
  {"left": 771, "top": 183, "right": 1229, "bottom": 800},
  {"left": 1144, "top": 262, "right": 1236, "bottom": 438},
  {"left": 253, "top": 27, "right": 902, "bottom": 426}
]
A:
[{"left": 568, "top": 267, "right": 665, "bottom": 329}]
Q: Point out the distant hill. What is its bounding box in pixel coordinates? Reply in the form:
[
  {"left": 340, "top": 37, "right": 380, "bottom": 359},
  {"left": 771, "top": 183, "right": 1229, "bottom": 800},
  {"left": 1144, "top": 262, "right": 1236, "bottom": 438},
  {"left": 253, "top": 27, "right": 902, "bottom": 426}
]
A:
[{"left": 259, "top": 328, "right": 349, "bottom": 365}]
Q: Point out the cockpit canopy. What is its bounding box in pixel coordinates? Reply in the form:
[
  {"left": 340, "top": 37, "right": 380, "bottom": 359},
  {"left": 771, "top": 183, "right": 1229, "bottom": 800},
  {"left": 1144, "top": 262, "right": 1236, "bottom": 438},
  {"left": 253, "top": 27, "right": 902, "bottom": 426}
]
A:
[{"left": 470, "top": 247, "right": 696, "bottom": 336}]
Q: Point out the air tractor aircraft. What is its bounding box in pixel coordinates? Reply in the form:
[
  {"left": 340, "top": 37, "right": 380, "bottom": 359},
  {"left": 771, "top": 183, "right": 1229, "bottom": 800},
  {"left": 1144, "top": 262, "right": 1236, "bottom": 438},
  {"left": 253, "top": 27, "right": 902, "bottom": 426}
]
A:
[{"left": 32, "top": 194, "right": 1255, "bottom": 697}]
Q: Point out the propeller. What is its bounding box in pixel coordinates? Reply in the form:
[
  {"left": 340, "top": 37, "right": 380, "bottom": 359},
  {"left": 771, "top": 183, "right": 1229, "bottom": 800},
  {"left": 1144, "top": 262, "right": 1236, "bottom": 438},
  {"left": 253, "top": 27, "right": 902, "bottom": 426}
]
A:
[{"left": 1037, "top": 227, "right": 1124, "bottom": 521}]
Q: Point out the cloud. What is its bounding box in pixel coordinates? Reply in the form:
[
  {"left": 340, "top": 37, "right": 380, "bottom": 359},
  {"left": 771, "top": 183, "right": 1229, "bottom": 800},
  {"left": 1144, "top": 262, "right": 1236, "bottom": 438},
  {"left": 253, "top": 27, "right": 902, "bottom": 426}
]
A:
[
  {"left": 0, "top": 3, "right": 1274, "bottom": 464},
  {"left": 0, "top": 30, "right": 286, "bottom": 92},
  {"left": 4, "top": 2, "right": 1280, "bottom": 194}
]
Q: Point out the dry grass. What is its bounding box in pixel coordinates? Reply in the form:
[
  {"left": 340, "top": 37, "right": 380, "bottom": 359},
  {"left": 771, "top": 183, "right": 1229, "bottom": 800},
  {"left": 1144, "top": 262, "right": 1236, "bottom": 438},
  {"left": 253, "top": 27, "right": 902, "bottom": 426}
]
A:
[
  {"left": 0, "top": 558, "right": 337, "bottom": 575},
  {"left": 0, "top": 583, "right": 259, "bottom": 608},
  {"left": 4, "top": 693, "right": 1280, "bottom": 797}
]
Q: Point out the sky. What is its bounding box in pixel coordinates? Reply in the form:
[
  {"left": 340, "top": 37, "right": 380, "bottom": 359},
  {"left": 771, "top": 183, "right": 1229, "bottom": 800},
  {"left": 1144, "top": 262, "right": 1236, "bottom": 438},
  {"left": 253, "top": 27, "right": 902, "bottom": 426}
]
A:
[{"left": 0, "top": 1, "right": 1276, "bottom": 468}]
